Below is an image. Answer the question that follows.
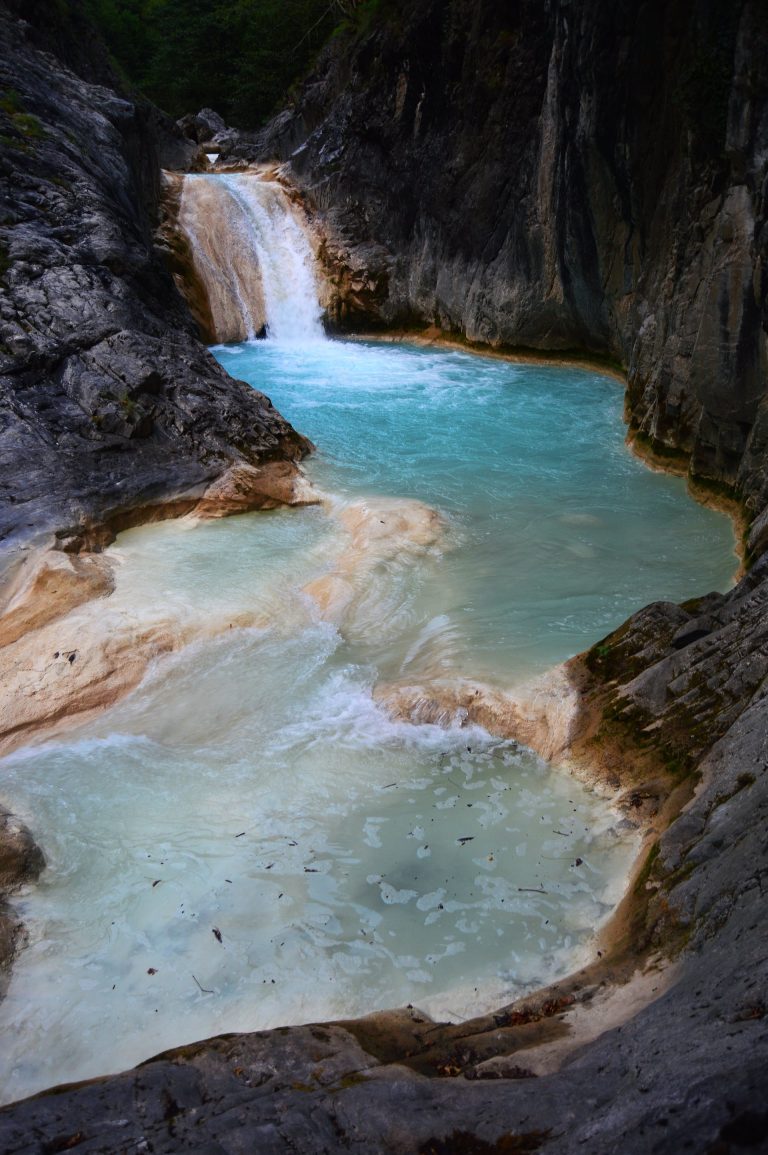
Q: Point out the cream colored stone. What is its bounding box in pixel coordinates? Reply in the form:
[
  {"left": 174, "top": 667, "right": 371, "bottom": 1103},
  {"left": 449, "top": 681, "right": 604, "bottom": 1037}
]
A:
[
  {"left": 0, "top": 552, "right": 114, "bottom": 649},
  {"left": 303, "top": 495, "right": 443, "bottom": 628},
  {"left": 193, "top": 460, "right": 320, "bottom": 518}
]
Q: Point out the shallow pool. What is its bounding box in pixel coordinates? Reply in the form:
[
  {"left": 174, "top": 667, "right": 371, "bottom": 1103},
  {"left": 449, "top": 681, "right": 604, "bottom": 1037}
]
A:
[{"left": 0, "top": 339, "right": 734, "bottom": 1103}]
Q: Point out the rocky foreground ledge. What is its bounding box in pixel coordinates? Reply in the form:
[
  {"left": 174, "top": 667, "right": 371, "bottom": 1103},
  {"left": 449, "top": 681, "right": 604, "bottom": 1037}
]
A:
[{"left": 0, "top": 551, "right": 766, "bottom": 1153}]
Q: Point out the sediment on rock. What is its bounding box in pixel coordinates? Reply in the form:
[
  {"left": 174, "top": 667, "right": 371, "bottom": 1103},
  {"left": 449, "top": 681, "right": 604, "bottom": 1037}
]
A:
[
  {"left": 0, "top": 807, "right": 44, "bottom": 1002},
  {"left": 0, "top": 461, "right": 320, "bottom": 757}
]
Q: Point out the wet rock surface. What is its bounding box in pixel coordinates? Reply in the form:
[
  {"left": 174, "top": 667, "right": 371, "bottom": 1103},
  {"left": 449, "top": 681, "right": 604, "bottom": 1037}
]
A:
[
  {"left": 248, "top": 0, "right": 768, "bottom": 519},
  {"left": 0, "top": 2, "right": 310, "bottom": 568},
  {"left": 0, "top": 806, "right": 44, "bottom": 1001},
  {"left": 0, "top": 1, "right": 767, "bottom": 1152}
]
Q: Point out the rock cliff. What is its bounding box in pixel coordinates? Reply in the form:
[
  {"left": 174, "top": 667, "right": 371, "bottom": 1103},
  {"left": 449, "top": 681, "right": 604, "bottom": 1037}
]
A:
[
  {"left": 245, "top": 0, "right": 768, "bottom": 524},
  {"left": 0, "top": 1, "right": 767, "bottom": 1153},
  {"left": 0, "top": 0, "right": 310, "bottom": 570}
]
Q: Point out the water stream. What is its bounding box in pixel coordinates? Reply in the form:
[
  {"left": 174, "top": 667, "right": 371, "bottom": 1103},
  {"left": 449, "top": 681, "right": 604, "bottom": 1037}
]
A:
[
  {"left": 0, "top": 173, "right": 736, "bottom": 1103},
  {"left": 179, "top": 172, "right": 324, "bottom": 341}
]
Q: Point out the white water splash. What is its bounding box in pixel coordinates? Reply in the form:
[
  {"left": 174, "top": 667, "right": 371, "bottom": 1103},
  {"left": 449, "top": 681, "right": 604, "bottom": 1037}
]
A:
[{"left": 179, "top": 171, "right": 324, "bottom": 343}]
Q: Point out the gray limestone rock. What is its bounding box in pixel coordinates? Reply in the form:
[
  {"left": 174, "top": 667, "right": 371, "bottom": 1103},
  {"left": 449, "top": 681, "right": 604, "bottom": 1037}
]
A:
[
  {"left": 0, "top": 4, "right": 310, "bottom": 564},
  {"left": 0, "top": 805, "right": 44, "bottom": 1001},
  {"left": 250, "top": 0, "right": 768, "bottom": 520},
  {"left": 0, "top": 1, "right": 767, "bottom": 1152}
]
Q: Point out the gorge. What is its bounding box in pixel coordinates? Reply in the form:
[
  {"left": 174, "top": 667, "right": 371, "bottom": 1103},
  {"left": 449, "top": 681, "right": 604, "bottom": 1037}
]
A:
[{"left": 0, "top": 1, "right": 767, "bottom": 1152}]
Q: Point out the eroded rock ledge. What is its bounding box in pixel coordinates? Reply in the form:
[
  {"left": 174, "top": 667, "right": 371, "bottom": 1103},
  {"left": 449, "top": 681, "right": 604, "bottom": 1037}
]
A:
[
  {"left": 0, "top": 542, "right": 766, "bottom": 1153},
  {"left": 0, "top": 1, "right": 311, "bottom": 573}
]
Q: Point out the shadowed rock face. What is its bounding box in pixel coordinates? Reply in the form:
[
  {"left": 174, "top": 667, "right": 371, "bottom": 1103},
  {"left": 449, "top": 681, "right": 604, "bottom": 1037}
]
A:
[
  {"left": 0, "top": 1, "right": 767, "bottom": 1152},
  {"left": 0, "top": 2, "right": 310, "bottom": 563},
  {"left": 243, "top": 0, "right": 768, "bottom": 518}
]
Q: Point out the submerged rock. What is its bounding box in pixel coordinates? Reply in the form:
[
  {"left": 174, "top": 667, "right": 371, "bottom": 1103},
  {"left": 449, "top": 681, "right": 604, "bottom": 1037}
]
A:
[{"left": 0, "top": 806, "right": 44, "bottom": 1001}]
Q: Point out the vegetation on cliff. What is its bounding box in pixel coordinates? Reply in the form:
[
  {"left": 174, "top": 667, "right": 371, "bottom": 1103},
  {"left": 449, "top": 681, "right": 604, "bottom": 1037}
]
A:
[{"left": 87, "top": 0, "right": 379, "bottom": 126}]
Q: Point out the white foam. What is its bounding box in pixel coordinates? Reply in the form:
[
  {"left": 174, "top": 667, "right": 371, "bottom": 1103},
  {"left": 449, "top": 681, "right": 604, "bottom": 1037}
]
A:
[{"left": 180, "top": 172, "right": 324, "bottom": 342}]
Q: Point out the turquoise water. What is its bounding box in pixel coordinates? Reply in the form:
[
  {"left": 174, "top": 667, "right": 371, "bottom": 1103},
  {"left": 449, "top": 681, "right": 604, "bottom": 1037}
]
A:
[
  {"left": 214, "top": 338, "right": 735, "bottom": 679},
  {"left": 0, "top": 339, "right": 734, "bottom": 1103}
]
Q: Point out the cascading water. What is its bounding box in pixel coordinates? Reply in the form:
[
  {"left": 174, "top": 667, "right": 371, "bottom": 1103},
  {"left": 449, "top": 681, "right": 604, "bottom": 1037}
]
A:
[
  {"left": 178, "top": 171, "right": 325, "bottom": 343},
  {"left": 0, "top": 178, "right": 737, "bottom": 1105}
]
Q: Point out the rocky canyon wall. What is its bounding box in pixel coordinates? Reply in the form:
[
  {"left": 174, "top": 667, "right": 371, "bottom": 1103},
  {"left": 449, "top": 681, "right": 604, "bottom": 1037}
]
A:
[
  {"left": 0, "top": 3, "right": 767, "bottom": 1151},
  {"left": 0, "top": 0, "right": 309, "bottom": 567},
  {"left": 242, "top": 0, "right": 768, "bottom": 525}
]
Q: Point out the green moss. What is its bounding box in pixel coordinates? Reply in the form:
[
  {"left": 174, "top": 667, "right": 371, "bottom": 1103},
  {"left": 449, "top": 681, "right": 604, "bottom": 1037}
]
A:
[
  {"left": 663, "top": 751, "right": 689, "bottom": 778},
  {"left": 666, "top": 858, "right": 697, "bottom": 888},
  {"left": 0, "top": 133, "right": 29, "bottom": 153},
  {"left": 630, "top": 429, "right": 688, "bottom": 465},
  {"left": 12, "top": 112, "right": 46, "bottom": 139},
  {"left": 356, "top": 0, "right": 385, "bottom": 32},
  {"left": 332, "top": 0, "right": 385, "bottom": 39},
  {"left": 679, "top": 594, "right": 708, "bottom": 613},
  {"left": 584, "top": 617, "right": 636, "bottom": 679},
  {"left": 0, "top": 88, "right": 23, "bottom": 116}
]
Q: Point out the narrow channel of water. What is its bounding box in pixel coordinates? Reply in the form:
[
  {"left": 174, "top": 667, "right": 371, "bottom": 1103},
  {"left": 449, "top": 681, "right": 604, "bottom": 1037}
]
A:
[{"left": 0, "top": 336, "right": 735, "bottom": 1104}]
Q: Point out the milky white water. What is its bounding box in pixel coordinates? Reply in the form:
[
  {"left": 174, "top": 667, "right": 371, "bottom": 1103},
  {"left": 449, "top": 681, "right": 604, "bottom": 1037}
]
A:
[
  {"left": 0, "top": 177, "right": 736, "bottom": 1103},
  {"left": 0, "top": 339, "right": 735, "bottom": 1104}
]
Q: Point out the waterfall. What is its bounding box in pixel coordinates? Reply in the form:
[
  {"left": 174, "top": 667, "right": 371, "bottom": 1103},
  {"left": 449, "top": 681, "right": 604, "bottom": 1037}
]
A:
[{"left": 178, "top": 172, "right": 325, "bottom": 343}]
